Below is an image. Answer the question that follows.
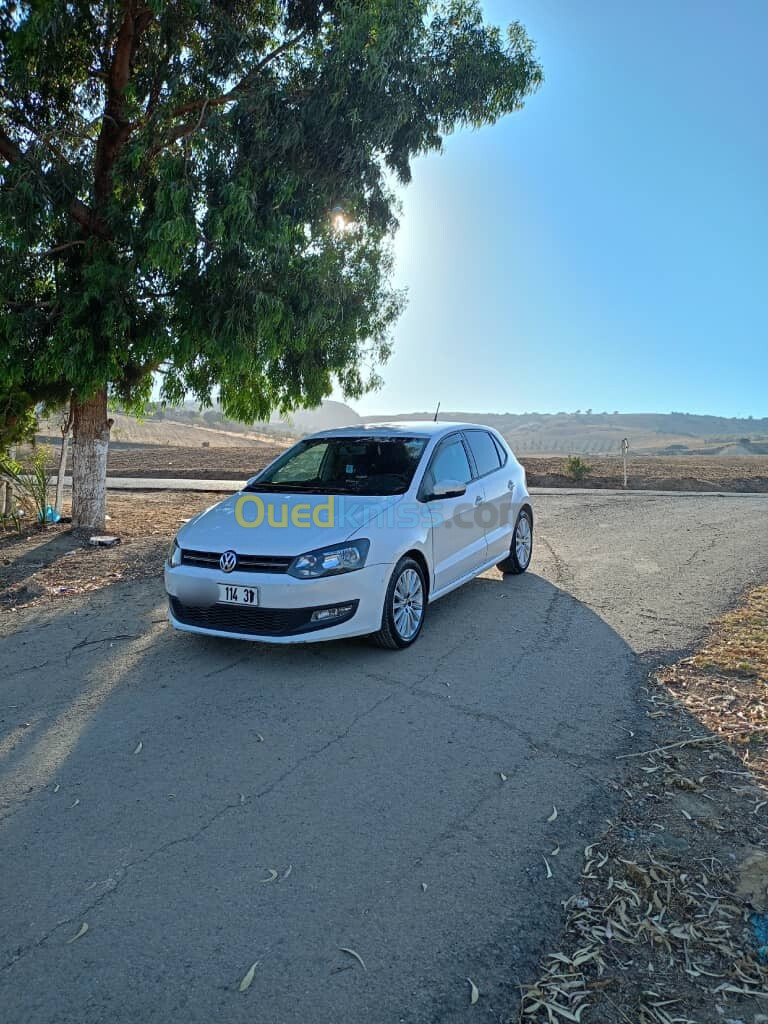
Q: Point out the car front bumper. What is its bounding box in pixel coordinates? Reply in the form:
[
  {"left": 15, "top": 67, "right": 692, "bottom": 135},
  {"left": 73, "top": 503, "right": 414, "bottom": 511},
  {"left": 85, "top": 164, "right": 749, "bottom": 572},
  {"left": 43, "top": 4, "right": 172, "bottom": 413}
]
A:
[{"left": 163, "top": 562, "right": 391, "bottom": 643}]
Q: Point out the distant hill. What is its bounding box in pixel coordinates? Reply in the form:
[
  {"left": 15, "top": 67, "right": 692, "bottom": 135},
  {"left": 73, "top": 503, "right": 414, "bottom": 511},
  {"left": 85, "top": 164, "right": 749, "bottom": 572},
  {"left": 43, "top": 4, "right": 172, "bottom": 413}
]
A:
[
  {"left": 360, "top": 411, "right": 768, "bottom": 455},
  {"left": 39, "top": 403, "right": 768, "bottom": 456},
  {"left": 273, "top": 400, "right": 361, "bottom": 433}
]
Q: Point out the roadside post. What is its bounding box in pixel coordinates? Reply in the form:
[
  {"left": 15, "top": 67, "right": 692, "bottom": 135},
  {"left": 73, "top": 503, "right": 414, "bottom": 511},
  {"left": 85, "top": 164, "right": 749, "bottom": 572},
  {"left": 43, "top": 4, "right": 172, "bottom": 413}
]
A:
[{"left": 621, "top": 438, "right": 629, "bottom": 489}]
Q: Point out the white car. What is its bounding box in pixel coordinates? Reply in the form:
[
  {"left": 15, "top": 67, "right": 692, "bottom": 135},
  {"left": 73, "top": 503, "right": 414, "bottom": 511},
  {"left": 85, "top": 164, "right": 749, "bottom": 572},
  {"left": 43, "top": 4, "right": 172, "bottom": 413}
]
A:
[{"left": 165, "top": 422, "right": 533, "bottom": 649}]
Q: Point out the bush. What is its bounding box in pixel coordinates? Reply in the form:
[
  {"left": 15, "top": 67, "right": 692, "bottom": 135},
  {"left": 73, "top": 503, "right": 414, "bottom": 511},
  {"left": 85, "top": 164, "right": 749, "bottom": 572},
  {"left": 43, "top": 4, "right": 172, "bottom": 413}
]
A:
[
  {"left": 0, "top": 445, "right": 55, "bottom": 524},
  {"left": 565, "top": 455, "right": 591, "bottom": 481}
]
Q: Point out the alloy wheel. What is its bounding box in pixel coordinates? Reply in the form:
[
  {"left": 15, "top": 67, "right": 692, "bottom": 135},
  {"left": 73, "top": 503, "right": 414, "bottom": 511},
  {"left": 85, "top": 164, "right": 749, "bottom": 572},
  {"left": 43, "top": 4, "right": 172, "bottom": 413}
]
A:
[
  {"left": 392, "top": 567, "right": 424, "bottom": 640},
  {"left": 515, "top": 514, "right": 532, "bottom": 568}
]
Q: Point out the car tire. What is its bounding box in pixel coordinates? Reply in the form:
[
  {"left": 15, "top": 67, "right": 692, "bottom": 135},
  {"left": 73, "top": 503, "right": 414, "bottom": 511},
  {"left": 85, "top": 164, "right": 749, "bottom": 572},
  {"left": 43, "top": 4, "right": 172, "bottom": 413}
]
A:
[
  {"left": 372, "top": 556, "right": 427, "bottom": 649},
  {"left": 497, "top": 508, "right": 533, "bottom": 575}
]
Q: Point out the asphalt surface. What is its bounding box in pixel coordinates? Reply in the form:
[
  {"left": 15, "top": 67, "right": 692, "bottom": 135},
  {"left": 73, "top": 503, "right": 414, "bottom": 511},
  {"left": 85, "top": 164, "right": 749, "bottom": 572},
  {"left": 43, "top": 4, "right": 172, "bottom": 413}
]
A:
[
  {"left": 60, "top": 473, "right": 768, "bottom": 495},
  {"left": 1, "top": 492, "right": 767, "bottom": 1024}
]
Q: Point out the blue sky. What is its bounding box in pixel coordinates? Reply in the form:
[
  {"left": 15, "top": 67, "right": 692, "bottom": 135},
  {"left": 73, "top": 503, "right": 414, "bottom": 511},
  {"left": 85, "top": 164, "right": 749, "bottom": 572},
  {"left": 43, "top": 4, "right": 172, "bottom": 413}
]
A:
[{"left": 345, "top": 0, "right": 767, "bottom": 418}]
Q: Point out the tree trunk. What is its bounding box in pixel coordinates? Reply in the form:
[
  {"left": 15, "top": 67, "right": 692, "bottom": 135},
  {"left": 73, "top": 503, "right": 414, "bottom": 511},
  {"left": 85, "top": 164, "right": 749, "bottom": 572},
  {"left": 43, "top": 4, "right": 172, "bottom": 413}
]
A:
[
  {"left": 3, "top": 446, "right": 16, "bottom": 516},
  {"left": 71, "top": 389, "right": 110, "bottom": 530},
  {"left": 54, "top": 429, "right": 70, "bottom": 514}
]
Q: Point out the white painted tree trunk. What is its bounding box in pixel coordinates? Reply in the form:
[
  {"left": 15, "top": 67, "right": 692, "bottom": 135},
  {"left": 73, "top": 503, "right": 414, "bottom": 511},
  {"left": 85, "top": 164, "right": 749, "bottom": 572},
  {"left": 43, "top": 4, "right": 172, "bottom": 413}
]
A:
[{"left": 71, "top": 389, "right": 110, "bottom": 530}]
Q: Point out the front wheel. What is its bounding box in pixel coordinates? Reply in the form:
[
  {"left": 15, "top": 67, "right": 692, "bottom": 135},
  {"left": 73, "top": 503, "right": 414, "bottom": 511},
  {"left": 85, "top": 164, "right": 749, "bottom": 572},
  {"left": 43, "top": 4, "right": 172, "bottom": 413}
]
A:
[
  {"left": 372, "top": 557, "right": 427, "bottom": 649},
  {"left": 497, "top": 509, "right": 533, "bottom": 575}
]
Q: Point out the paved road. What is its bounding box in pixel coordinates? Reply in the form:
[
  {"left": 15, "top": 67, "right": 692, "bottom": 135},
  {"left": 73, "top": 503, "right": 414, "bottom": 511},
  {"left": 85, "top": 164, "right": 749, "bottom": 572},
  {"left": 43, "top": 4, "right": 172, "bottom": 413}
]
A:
[
  {"left": 1, "top": 493, "right": 767, "bottom": 1024},
  {"left": 59, "top": 473, "right": 768, "bottom": 494}
]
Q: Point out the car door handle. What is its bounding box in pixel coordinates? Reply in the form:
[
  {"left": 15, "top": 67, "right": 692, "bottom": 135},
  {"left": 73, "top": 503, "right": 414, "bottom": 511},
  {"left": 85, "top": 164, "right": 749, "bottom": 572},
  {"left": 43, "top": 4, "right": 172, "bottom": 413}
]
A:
[
  {"left": 507, "top": 480, "right": 515, "bottom": 491},
  {"left": 474, "top": 495, "right": 484, "bottom": 506}
]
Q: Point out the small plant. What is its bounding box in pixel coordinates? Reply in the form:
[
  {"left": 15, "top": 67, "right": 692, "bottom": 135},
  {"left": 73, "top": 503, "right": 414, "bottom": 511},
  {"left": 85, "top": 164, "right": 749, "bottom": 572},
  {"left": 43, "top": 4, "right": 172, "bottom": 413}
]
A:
[
  {"left": 0, "top": 446, "right": 55, "bottom": 525},
  {"left": 565, "top": 455, "right": 591, "bottom": 481},
  {"left": 0, "top": 509, "right": 22, "bottom": 533}
]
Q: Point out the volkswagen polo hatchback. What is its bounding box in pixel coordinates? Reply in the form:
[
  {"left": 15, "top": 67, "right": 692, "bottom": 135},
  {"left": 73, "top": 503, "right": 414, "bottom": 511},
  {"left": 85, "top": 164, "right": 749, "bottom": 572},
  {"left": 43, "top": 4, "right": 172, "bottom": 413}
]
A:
[{"left": 165, "top": 422, "right": 533, "bottom": 648}]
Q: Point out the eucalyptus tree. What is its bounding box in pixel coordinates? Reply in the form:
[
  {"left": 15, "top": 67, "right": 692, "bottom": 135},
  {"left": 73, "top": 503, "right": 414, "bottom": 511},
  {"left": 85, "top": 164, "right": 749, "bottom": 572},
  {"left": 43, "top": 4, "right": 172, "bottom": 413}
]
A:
[{"left": 0, "top": 0, "right": 542, "bottom": 528}]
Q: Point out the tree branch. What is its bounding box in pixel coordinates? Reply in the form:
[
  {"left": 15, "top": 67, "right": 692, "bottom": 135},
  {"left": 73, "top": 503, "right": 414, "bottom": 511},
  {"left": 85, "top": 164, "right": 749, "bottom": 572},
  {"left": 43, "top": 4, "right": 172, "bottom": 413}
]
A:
[
  {"left": 40, "top": 240, "right": 87, "bottom": 258},
  {"left": 144, "top": 30, "right": 308, "bottom": 156},
  {"left": 0, "top": 125, "right": 109, "bottom": 239},
  {"left": 92, "top": 3, "right": 155, "bottom": 206}
]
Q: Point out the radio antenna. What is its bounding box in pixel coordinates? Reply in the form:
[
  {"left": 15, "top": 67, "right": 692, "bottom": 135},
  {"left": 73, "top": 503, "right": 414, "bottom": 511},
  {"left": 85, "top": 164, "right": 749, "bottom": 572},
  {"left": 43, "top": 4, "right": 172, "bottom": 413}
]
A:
[{"left": 433, "top": 401, "right": 440, "bottom": 422}]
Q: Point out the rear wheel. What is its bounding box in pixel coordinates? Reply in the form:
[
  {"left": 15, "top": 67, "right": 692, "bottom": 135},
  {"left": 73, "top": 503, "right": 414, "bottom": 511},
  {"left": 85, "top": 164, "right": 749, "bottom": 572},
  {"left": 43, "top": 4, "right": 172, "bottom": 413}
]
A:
[
  {"left": 372, "top": 557, "right": 427, "bottom": 649},
  {"left": 497, "top": 508, "right": 533, "bottom": 574}
]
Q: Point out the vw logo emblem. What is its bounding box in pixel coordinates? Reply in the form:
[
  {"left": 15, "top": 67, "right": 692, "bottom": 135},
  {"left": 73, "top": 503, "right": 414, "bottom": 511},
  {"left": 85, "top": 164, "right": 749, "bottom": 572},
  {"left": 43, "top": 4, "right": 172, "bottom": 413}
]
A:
[{"left": 219, "top": 550, "right": 237, "bottom": 573}]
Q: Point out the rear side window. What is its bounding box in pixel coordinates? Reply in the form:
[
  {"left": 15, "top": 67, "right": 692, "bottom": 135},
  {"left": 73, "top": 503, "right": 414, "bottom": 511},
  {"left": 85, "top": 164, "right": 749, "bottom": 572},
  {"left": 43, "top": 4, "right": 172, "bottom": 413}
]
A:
[
  {"left": 491, "top": 434, "right": 508, "bottom": 466},
  {"left": 465, "top": 430, "right": 502, "bottom": 477}
]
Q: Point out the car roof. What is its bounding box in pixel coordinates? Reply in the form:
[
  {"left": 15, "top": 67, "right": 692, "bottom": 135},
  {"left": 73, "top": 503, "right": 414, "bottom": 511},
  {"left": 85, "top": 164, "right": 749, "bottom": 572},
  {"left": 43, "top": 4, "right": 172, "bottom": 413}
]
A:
[{"left": 308, "top": 421, "right": 488, "bottom": 440}]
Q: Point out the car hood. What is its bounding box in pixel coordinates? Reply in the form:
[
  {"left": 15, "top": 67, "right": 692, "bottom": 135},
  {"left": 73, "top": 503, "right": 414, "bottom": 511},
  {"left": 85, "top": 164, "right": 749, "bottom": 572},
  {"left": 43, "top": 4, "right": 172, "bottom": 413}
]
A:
[{"left": 176, "top": 491, "right": 403, "bottom": 557}]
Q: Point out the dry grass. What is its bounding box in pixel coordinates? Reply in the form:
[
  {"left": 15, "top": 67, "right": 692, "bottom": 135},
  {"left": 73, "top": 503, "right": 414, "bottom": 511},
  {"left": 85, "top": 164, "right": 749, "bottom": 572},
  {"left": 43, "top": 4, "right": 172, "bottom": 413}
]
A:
[{"left": 658, "top": 585, "right": 768, "bottom": 784}]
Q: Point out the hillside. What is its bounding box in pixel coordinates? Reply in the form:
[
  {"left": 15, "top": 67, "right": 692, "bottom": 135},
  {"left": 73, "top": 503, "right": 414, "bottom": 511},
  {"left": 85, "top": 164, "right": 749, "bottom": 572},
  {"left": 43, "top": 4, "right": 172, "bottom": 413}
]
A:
[
  {"left": 36, "top": 405, "right": 768, "bottom": 457},
  {"left": 361, "top": 411, "right": 768, "bottom": 455}
]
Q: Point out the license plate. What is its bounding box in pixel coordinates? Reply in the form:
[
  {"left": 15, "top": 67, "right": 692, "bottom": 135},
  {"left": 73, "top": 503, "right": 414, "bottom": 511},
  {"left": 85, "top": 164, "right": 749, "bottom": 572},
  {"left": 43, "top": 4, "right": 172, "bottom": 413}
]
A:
[{"left": 218, "top": 583, "right": 259, "bottom": 606}]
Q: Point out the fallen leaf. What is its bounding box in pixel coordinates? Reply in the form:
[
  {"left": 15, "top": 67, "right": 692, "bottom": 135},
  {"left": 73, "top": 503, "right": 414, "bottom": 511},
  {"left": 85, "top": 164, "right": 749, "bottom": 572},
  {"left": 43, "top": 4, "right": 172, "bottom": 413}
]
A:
[
  {"left": 467, "top": 977, "right": 479, "bottom": 1004},
  {"left": 339, "top": 947, "right": 366, "bottom": 971},
  {"left": 238, "top": 961, "right": 259, "bottom": 992},
  {"left": 255, "top": 734, "right": 264, "bottom": 743},
  {"left": 53, "top": 783, "right": 60, "bottom": 793},
  {"left": 544, "top": 857, "right": 553, "bottom": 879},
  {"left": 499, "top": 772, "right": 508, "bottom": 782},
  {"left": 282, "top": 864, "right": 292, "bottom": 880},
  {"left": 67, "top": 922, "right": 88, "bottom": 943},
  {"left": 239, "top": 793, "right": 246, "bottom": 805},
  {"left": 258, "top": 869, "right": 278, "bottom": 883},
  {"left": 550, "top": 844, "right": 560, "bottom": 856},
  {"left": 133, "top": 741, "right": 143, "bottom": 755},
  {"left": 421, "top": 882, "right": 428, "bottom": 892},
  {"left": 547, "top": 806, "right": 558, "bottom": 823},
  {"left": 70, "top": 798, "right": 80, "bottom": 808}
]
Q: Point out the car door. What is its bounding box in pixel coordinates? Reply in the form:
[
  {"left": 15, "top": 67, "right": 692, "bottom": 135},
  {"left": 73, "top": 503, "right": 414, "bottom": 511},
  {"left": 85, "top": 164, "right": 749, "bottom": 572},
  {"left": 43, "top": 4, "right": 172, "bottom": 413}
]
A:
[
  {"left": 464, "top": 429, "right": 516, "bottom": 563},
  {"left": 419, "top": 434, "right": 487, "bottom": 594}
]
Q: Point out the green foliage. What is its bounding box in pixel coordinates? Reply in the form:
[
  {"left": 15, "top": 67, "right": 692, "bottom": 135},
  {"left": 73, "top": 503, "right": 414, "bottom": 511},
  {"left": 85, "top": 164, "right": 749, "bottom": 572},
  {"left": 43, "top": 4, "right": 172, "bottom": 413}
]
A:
[
  {"left": 0, "top": 1, "right": 542, "bottom": 437},
  {"left": 565, "top": 456, "right": 591, "bottom": 481},
  {"left": 0, "top": 445, "right": 54, "bottom": 525}
]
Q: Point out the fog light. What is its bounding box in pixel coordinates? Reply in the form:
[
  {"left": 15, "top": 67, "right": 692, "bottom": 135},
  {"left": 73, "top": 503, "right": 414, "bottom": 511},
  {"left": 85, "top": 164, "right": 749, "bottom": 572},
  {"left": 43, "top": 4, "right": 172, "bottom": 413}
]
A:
[{"left": 310, "top": 604, "right": 355, "bottom": 623}]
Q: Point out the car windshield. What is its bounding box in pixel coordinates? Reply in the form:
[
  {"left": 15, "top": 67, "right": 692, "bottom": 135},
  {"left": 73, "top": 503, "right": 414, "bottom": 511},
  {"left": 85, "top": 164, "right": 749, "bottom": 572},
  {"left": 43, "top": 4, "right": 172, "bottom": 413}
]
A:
[{"left": 246, "top": 436, "right": 428, "bottom": 496}]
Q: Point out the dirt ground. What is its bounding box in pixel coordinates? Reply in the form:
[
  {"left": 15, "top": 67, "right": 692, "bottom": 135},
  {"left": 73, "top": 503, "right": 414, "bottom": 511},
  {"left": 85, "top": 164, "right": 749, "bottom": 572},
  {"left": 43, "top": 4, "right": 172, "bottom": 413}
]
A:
[
  {"left": 43, "top": 443, "right": 768, "bottom": 492},
  {"left": 0, "top": 491, "right": 228, "bottom": 611},
  {"left": 522, "top": 455, "right": 768, "bottom": 492}
]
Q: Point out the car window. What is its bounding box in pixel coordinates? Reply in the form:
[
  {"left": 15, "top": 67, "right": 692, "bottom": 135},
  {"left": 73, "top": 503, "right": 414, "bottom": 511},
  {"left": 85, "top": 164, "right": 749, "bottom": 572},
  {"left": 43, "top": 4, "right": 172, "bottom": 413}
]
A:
[
  {"left": 491, "top": 433, "right": 508, "bottom": 466},
  {"left": 270, "top": 443, "right": 328, "bottom": 483},
  {"left": 249, "top": 436, "right": 428, "bottom": 495},
  {"left": 465, "top": 430, "right": 502, "bottom": 477},
  {"left": 426, "top": 438, "right": 473, "bottom": 490}
]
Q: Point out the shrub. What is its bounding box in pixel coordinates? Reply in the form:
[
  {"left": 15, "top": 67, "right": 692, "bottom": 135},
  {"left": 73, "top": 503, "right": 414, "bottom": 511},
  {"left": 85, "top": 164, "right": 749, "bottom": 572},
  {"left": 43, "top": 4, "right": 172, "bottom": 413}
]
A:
[
  {"left": 565, "top": 455, "right": 591, "bottom": 481},
  {"left": 0, "top": 446, "right": 55, "bottom": 524}
]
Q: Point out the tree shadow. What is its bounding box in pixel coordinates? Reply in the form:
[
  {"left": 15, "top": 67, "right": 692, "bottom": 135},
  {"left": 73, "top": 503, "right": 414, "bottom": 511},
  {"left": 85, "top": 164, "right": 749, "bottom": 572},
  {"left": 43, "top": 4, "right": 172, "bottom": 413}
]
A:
[{"left": 0, "top": 527, "right": 83, "bottom": 602}]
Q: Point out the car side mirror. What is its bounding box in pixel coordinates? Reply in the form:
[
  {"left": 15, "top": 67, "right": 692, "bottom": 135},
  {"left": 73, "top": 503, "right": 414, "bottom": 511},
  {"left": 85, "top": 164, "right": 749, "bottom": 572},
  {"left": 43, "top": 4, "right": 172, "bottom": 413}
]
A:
[{"left": 428, "top": 479, "right": 467, "bottom": 500}]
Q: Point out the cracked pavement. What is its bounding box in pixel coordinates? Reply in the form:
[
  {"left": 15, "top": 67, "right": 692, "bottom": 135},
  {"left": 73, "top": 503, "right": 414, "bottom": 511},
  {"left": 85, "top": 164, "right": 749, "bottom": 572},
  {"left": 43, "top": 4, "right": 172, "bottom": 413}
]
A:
[{"left": 1, "top": 492, "right": 767, "bottom": 1024}]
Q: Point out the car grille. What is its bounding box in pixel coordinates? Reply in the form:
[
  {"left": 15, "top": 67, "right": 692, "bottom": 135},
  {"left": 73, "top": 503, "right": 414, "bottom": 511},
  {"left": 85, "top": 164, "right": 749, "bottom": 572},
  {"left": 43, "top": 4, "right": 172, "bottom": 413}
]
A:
[
  {"left": 180, "top": 549, "right": 293, "bottom": 573},
  {"left": 169, "top": 597, "right": 358, "bottom": 637}
]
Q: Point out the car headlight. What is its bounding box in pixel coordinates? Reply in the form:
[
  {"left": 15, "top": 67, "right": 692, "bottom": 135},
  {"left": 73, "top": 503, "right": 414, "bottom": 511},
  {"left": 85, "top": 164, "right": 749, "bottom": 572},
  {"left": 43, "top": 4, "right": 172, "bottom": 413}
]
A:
[
  {"left": 167, "top": 538, "right": 182, "bottom": 567},
  {"left": 287, "top": 539, "right": 370, "bottom": 579}
]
